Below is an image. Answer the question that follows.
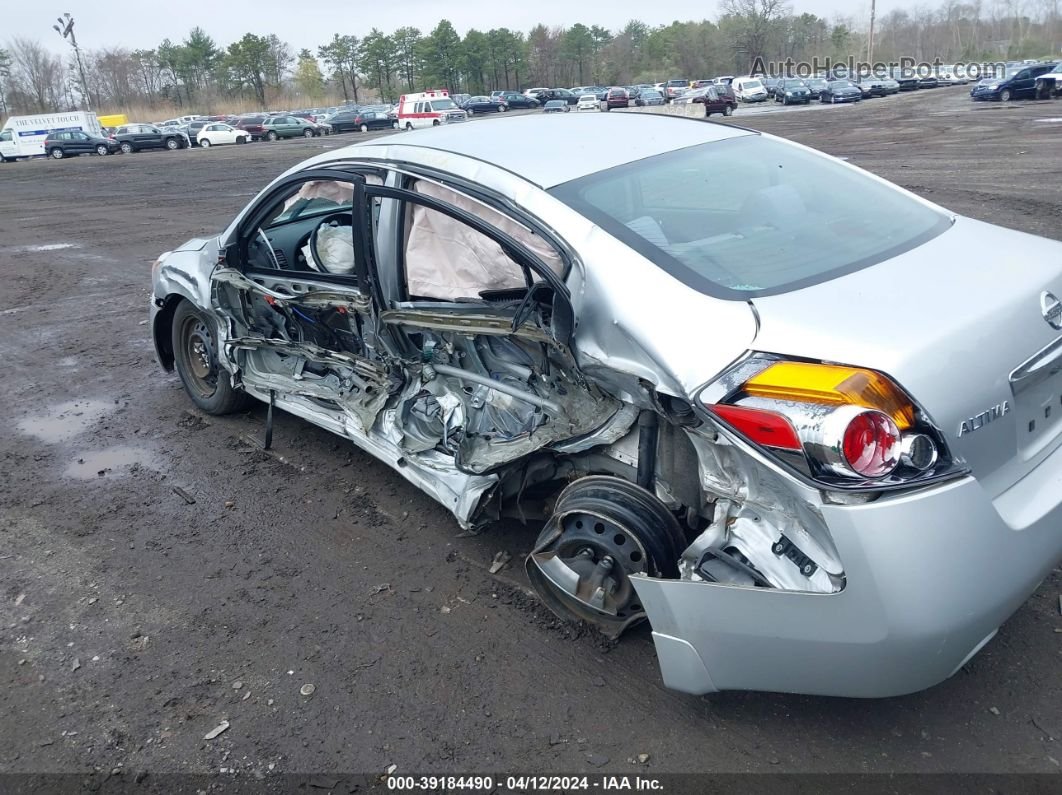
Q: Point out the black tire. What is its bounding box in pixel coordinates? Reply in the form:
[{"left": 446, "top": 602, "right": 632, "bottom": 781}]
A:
[
  {"left": 499, "top": 104, "right": 508, "bottom": 112},
  {"left": 120, "top": 141, "right": 134, "bottom": 154},
  {"left": 266, "top": 131, "right": 278, "bottom": 141},
  {"left": 405, "top": 122, "right": 413, "bottom": 131},
  {"left": 359, "top": 123, "right": 368, "bottom": 132},
  {"left": 172, "top": 301, "right": 252, "bottom": 415},
  {"left": 50, "top": 148, "right": 64, "bottom": 159},
  {"left": 165, "top": 137, "right": 180, "bottom": 150},
  {"left": 303, "top": 128, "right": 315, "bottom": 137},
  {"left": 1000, "top": 89, "right": 1012, "bottom": 102},
  {"left": 392, "top": 121, "right": 400, "bottom": 129},
  {"left": 236, "top": 136, "right": 247, "bottom": 144},
  {"left": 95, "top": 144, "right": 109, "bottom": 156},
  {"left": 432, "top": 119, "right": 440, "bottom": 126},
  {"left": 723, "top": 104, "right": 733, "bottom": 116}
]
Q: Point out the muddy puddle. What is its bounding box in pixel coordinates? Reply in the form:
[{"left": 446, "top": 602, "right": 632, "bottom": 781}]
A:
[
  {"left": 64, "top": 446, "right": 162, "bottom": 480},
  {"left": 16, "top": 399, "right": 117, "bottom": 443}
]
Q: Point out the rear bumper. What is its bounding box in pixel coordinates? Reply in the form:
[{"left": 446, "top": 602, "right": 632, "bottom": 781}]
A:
[{"left": 632, "top": 445, "right": 1062, "bottom": 697}]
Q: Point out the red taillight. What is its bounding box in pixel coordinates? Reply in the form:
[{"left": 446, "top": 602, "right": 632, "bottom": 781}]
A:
[
  {"left": 711, "top": 404, "right": 801, "bottom": 451},
  {"left": 842, "top": 410, "right": 901, "bottom": 478}
]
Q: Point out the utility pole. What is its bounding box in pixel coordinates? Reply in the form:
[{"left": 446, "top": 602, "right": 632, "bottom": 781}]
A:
[
  {"left": 53, "top": 12, "right": 91, "bottom": 111},
  {"left": 867, "top": 0, "right": 877, "bottom": 65}
]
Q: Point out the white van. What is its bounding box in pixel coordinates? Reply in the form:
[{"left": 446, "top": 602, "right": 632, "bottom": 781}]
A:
[
  {"left": 0, "top": 111, "right": 103, "bottom": 161},
  {"left": 395, "top": 90, "right": 468, "bottom": 130},
  {"left": 732, "top": 77, "right": 769, "bottom": 102}
]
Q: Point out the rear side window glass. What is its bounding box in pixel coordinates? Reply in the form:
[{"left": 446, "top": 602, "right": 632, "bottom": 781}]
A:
[{"left": 551, "top": 135, "right": 951, "bottom": 298}]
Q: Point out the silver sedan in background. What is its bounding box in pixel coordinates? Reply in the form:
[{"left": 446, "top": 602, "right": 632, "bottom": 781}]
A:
[{"left": 150, "top": 114, "right": 1062, "bottom": 698}]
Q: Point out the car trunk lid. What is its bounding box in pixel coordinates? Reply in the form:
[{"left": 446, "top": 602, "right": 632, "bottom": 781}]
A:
[{"left": 749, "top": 216, "right": 1062, "bottom": 498}]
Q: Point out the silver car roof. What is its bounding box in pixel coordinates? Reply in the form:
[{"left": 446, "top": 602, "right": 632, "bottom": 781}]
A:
[{"left": 338, "top": 114, "right": 755, "bottom": 189}]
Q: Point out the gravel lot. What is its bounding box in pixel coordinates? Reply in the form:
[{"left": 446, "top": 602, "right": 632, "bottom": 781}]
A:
[{"left": 1, "top": 87, "right": 1060, "bottom": 784}]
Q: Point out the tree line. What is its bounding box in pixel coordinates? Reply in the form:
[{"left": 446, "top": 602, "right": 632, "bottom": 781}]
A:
[{"left": 1, "top": 4, "right": 1059, "bottom": 116}]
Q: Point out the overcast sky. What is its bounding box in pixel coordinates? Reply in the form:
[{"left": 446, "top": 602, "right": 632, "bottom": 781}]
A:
[{"left": 7, "top": 0, "right": 896, "bottom": 56}]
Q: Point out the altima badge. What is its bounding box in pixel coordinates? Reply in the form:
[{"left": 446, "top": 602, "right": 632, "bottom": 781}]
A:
[
  {"left": 958, "top": 402, "right": 1011, "bottom": 437},
  {"left": 1043, "top": 291, "right": 1062, "bottom": 330}
]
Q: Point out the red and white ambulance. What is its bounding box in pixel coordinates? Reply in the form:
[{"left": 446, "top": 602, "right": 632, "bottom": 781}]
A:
[{"left": 396, "top": 89, "right": 468, "bottom": 130}]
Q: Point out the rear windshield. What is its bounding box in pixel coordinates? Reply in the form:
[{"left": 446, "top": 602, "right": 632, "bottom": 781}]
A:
[{"left": 550, "top": 136, "right": 951, "bottom": 298}]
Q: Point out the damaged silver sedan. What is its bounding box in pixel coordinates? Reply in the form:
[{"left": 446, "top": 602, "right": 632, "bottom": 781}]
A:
[{"left": 151, "top": 113, "right": 1062, "bottom": 697}]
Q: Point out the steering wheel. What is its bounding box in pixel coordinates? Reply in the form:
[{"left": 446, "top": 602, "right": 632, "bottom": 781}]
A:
[{"left": 309, "top": 212, "right": 354, "bottom": 273}]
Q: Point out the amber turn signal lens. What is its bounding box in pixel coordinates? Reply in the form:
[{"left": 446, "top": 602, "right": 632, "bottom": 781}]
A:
[{"left": 743, "top": 362, "right": 915, "bottom": 430}]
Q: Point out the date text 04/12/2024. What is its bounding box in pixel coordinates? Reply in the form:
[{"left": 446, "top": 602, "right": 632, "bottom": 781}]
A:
[{"left": 385, "top": 776, "right": 665, "bottom": 791}]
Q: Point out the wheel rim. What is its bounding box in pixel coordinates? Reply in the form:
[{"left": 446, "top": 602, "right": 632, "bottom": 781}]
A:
[
  {"left": 97, "top": 145, "right": 107, "bottom": 155},
  {"left": 180, "top": 314, "right": 218, "bottom": 399},
  {"left": 166, "top": 139, "right": 178, "bottom": 149},
  {"left": 201, "top": 139, "right": 210, "bottom": 147},
  {"left": 360, "top": 124, "right": 368, "bottom": 132},
  {"left": 121, "top": 143, "right": 132, "bottom": 153},
  {"left": 305, "top": 129, "right": 313, "bottom": 136},
  {"left": 526, "top": 476, "right": 685, "bottom": 638},
  {"left": 52, "top": 149, "right": 63, "bottom": 159}
]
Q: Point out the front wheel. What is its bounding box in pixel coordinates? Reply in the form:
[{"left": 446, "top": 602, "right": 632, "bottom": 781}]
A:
[
  {"left": 432, "top": 119, "right": 440, "bottom": 126},
  {"left": 723, "top": 105, "right": 734, "bottom": 116},
  {"left": 1000, "top": 89, "right": 1012, "bottom": 102},
  {"left": 360, "top": 123, "right": 368, "bottom": 132},
  {"left": 200, "top": 138, "right": 211, "bottom": 148},
  {"left": 165, "top": 137, "right": 180, "bottom": 150},
  {"left": 405, "top": 122, "right": 413, "bottom": 131},
  {"left": 499, "top": 104, "right": 508, "bottom": 112},
  {"left": 392, "top": 121, "right": 400, "bottom": 129},
  {"left": 266, "top": 131, "right": 278, "bottom": 141},
  {"left": 95, "top": 144, "right": 109, "bottom": 156},
  {"left": 172, "top": 301, "right": 252, "bottom": 415},
  {"left": 303, "top": 128, "right": 315, "bottom": 137},
  {"left": 50, "top": 148, "right": 64, "bottom": 159}
]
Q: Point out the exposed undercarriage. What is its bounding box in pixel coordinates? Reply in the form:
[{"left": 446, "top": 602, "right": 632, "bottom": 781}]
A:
[{"left": 208, "top": 267, "right": 845, "bottom": 637}]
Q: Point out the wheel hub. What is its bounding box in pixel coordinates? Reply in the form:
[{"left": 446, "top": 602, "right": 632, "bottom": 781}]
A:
[{"left": 184, "top": 319, "right": 217, "bottom": 385}]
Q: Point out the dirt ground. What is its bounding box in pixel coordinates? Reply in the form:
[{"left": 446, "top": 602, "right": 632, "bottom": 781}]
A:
[{"left": 1, "top": 88, "right": 1061, "bottom": 786}]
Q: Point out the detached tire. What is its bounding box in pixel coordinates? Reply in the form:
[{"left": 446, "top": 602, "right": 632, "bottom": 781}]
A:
[{"left": 172, "top": 301, "right": 252, "bottom": 415}]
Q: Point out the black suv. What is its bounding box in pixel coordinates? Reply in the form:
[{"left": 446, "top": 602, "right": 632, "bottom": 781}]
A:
[
  {"left": 44, "top": 130, "right": 122, "bottom": 159},
  {"left": 112, "top": 123, "right": 188, "bottom": 153}
]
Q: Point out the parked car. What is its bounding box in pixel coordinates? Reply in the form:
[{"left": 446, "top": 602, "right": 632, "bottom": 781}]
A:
[
  {"left": 262, "top": 115, "right": 318, "bottom": 140},
  {"left": 972, "top": 62, "right": 1058, "bottom": 101},
  {"left": 196, "top": 123, "right": 250, "bottom": 147},
  {"left": 892, "top": 71, "right": 921, "bottom": 91},
  {"left": 732, "top": 77, "right": 769, "bottom": 102},
  {"left": 497, "top": 92, "right": 540, "bottom": 109},
  {"left": 534, "top": 88, "right": 580, "bottom": 106},
  {"left": 181, "top": 120, "right": 209, "bottom": 145},
  {"left": 820, "top": 80, "right": 863, "bottom": 103},
  {"left": 233, "top": 116, "right": 267, "bottom": 141},
  {"left": 604, "top": 87, "right": 630, "bottom": 110},
  {"left": 543, "top": 99, "right": 570, "bottom": 113},
  {"left": 347, "top": 110, "right": 396, "bottom": 132},
  {"left": 151, "top": 112, "right": 1062, "bottom": 700},
  {"left": 918, "top": 75, "right": 940, "bottom": 89},
  {"left": 635, "top": 89, "right": 665, "bottom": 106},
  {"left": 775, "top": 79, "right": 813, "bottom": 104},
  {"left": 462, "top": 96, "right": 509, "bottom": 114},
  {"left": 44, "top": 130, "right": 121, "bottom": 159},
  {"left": 1035, "top": 62, "right": 1062, "bottom": 98},
  {"left": 854, "top": 76, "right": 889, "bottom": 97},
  {"left": 700, "top": 86, "right": 737, "bottom": 116},
  {"left": 662, "top": 78, "right": 689, "bottom": 101},
  {"left": 803, "top": 77, "right": 830, "bottom": 99},
  {"left": 577, "top": 94, "right": 600, "bottom": 112},
  {"left": 763, "top": 77, "right": 783, "bottom": 97},
  {"left": 112, "top": 123, "right": 188, "bottom": 153}
]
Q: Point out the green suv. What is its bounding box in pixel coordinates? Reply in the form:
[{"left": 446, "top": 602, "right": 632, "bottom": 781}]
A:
[{"left": 261, "top": 115, "right": 318, "bottom": 141}]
